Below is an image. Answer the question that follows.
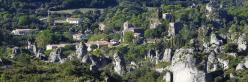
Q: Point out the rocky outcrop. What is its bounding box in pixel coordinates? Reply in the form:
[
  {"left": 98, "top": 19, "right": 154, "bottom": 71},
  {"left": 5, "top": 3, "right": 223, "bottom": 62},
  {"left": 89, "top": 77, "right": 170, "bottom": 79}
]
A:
[
  {"left": 82, "top": 55, "right": 91, "bottom": 63},
  {"left": 169, "top": 48, "right": 208, "bottom": 82},
  {"left": 82, "top": 55, "right": 112, "bottom": 73},
  {"left": 210, "top": 33, "right": 223, "bottom": 46},
  {"left": 217, "top": 58, "right": 229, "bottom": 70},
  {"left": 27, "top": 41, "right": 46, "bottom": 59},
  {"left": 206, "top": 51, "right": 229, "bottom": 73},
  {"left": 163, "top": 71, "right": 172, "bottom": 82},
  {"left": 236, "top": 59, "right": 248, "bottom": 71},
  {"left": 168, "top": 22, "right": 182, "bottom": 37},
  {"left": 237, "top": 34, "right": 247, "bottom": 52},
  {"left": 27, "top": 41, "right": 37, "bottom": 55},
  {"left": 76, "top": 42, "right": 88, "bottom": 59},
  {"left": 236, "top": 63, "right": 245, "bottom": 71},
  {"left": 207, "top": 52, "right": 218, "bottom": 72},
  {"left": 11, "top": 47, "right": 20, "bottom": 58},
  {"left": 48, "top": 48, "right": 64, "bottom": 63},
  {"left": 162, "top": 48, "right": 172, "bottom": 62},
  {"left": 127, "top": 61, "right": 138, "bottom": 71},
  {"left": 113, "top": 52, "right": 126, "bottom": 76},
  {"left": 35, "top": 49, "right": 47, "bottom": 60},
  {"left": 146, "top": 49, "right": 156, "bottom": 62},
  {"left": 146, "top": 49, "right": 162, "bottom": 64}
]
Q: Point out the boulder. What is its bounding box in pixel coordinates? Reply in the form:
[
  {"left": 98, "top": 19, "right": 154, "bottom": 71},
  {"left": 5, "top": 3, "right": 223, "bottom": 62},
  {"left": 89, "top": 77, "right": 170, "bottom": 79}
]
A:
[
  {"left": 113, "top": 52, "right": 126, "bottom": 76},
  {"left": 235, "top": 59, "right": 248, "bottom": 71},
  {"left": 236, "top": 63, "right": 245, "bottom": 71},
  {"left": 170, "top": 48, "right": 208, "bottom": 82},
  {"left": 244, "top": 60, "right": 248, "bottom": 68}
]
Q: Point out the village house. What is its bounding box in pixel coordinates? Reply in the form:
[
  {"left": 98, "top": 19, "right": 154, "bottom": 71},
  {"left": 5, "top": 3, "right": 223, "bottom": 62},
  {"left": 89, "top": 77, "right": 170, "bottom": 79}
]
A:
[
  {"left": 122, "top": 21, "right": 144, "bottom": 44},
  {"left": 46, "top": 43, "right": 75, "bottom": 50},
  {"left": 86, "top": 40, "right": 119, "bottom": 51},
  {"left": 123, "top": 21, "right": 144, "bottom": 38},
  {"left": 11, "top": 29, "right": 37, "bottom": 36}
]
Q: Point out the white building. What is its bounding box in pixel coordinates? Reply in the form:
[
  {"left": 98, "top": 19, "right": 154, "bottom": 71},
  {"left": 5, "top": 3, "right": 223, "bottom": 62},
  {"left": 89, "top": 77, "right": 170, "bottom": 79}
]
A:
[
  {"left": 46, "top": 43, "right": 75, "bottom": 50},
  {"left": 66, "top": 18, "right": 82, "bottom": 24},
  {"left": 11, "top": 29, "right": 37, "bottom": 36}
]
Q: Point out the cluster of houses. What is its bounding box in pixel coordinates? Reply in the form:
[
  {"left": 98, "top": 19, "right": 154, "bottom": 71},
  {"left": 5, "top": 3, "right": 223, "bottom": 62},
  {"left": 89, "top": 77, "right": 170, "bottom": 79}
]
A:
[{"left": 11, "top": 6, "right": 184, "bottom": 52}]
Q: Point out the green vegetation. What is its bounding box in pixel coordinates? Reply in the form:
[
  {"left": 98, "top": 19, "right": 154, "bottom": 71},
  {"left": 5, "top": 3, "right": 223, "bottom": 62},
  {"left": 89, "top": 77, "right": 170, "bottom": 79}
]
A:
[
  {"left": 123, "top": 31, "right": 134, "bottom": 43},
  {"left": 36, "top": 30, "right": 53, "bottom": 48}
]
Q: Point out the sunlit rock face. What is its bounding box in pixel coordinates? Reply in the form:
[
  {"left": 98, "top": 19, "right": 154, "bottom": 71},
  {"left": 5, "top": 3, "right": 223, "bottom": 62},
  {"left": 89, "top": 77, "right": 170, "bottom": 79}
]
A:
[
  {"left": 48, "top": 48, "right": 63, "bottom": 63},
  {"left": 162, "top": 48, "right": 172, "bottom": 62},
  {"left": 113, "top": 52, "right": 126, "bottom": 76},
  {"left": 237, "top": 34, "right": 247, "bottom": 52},
  {"left": 169, "top": 48, "right": 208, "bottom": 82},
  {"left": 76, "top": 42, "right": 88, "bottom": 59}
]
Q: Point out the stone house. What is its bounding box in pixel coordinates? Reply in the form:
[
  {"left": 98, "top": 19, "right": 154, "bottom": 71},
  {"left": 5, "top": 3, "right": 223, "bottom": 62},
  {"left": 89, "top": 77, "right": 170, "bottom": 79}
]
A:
[
  {"left": 122, "top": 21, "right": 144, "bottom": 44},
  {"left": 46, "top": 43, "right": 75, "bottom": 50},
  {"left": 122, "top": 21, "right": 144, "bottom": 38}
]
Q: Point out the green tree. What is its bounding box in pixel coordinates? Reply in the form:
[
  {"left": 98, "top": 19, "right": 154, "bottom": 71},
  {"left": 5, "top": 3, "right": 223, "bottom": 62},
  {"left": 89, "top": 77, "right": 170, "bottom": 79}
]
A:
[
  {"left": 35, "top": 30, "right": 53, "bottom": 48},
  {"left": 63, "top": 32, "right": 73, "bottom": 42},
  {"left": 144, "top": 29, "right": 155, "bottom": 38},
  {"left": 18, "top": 15, "right": 29, "bottom": 25}
]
